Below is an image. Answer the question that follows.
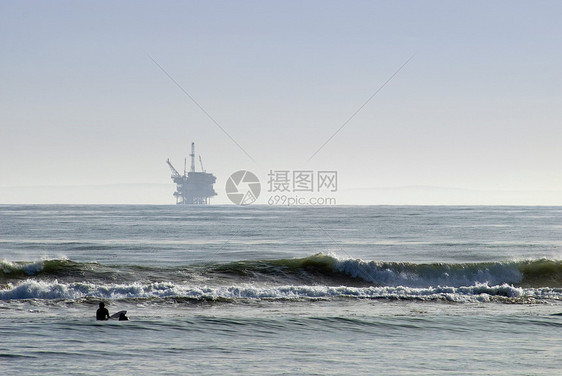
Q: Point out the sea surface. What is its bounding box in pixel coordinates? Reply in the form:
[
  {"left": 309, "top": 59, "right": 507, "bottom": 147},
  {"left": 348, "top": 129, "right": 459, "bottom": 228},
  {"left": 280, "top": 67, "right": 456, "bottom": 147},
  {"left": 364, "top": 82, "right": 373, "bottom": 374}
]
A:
[{"left": 1, "top": 205, "right": 561, "bottom": 375}]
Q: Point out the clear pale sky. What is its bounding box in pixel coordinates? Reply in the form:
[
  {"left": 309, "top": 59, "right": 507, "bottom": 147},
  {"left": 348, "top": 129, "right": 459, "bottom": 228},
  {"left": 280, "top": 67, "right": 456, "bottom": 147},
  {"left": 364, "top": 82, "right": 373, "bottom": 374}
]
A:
[{"left": 1, "top": 1, "right": 561, "bottom": 205}]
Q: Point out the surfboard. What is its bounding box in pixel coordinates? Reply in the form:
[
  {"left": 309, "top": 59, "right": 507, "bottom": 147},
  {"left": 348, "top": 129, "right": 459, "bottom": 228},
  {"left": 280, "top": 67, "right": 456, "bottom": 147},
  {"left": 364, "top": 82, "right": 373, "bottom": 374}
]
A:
[{"left": 109, "top": 310, "right": 127, "bottom": 319}]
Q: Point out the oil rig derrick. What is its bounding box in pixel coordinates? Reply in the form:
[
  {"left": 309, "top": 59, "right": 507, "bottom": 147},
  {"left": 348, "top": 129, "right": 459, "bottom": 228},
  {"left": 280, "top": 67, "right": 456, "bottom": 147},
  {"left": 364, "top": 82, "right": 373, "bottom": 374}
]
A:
[{"left": 166, "top": 142, "right": 217, "bottom": 204}]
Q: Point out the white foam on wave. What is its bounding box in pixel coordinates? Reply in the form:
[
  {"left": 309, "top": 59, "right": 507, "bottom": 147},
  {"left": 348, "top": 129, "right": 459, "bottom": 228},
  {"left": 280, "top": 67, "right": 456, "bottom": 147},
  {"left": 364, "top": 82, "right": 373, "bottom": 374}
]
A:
[
  {"left": 1, "top": 279, "right": 559, "bottom": 302},
  {"left": 1, "top": 257, "right": 70, "bottom": 276},
  {"left": 333, "top": 257, "right": 523, "bottom": 287},
  {"left": 1, "top": 260, "right": 44, "bottom": 275}
]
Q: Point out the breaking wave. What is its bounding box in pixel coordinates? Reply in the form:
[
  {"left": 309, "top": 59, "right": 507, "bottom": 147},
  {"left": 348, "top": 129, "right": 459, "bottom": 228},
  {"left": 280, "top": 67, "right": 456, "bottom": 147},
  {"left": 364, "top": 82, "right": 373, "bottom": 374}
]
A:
[
  {"left": 1, "top": 254, "right": 561, "bottom": 303},
  {"left": 333, "top": 257, "right": 562, "bottom": 288},
  {"left": 1, "top": 279, "right": 560, "bottom": 303}
]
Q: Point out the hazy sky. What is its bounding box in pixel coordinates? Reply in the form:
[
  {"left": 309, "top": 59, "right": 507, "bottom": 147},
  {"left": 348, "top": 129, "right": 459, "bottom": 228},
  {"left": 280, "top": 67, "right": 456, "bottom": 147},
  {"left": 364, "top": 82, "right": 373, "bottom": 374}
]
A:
[{"left": 1, "top": 1, "right": 561, "bottom": 204}]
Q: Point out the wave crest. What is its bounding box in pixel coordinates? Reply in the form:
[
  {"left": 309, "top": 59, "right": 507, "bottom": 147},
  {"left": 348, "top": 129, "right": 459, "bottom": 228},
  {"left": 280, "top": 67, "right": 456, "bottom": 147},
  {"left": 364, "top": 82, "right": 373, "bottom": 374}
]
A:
[
  {"left": 1, "top": 259, "right": 72, "bottom": 277},
  {"left": 208, "top": 254, "right": 562, "bottom": 288},
  {"left": 2, "top": 254, "right": 561, "bottom": 290}
]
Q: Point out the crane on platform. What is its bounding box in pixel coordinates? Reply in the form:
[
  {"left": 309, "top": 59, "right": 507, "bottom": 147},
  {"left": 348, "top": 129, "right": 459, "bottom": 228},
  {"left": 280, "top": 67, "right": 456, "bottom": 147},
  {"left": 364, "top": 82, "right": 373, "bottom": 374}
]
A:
[
  {"left": 166, "top": 159, "right": 182, "bottom": 179},
  {"left": 199, "top": 156, "right": 205, "bottom": 172}
]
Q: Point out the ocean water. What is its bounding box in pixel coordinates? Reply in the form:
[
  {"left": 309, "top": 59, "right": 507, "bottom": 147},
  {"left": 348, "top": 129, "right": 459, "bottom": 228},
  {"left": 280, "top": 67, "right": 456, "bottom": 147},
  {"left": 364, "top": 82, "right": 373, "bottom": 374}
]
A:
[{"left": 1, "top": 205, "right": 561, "bottom": 375}]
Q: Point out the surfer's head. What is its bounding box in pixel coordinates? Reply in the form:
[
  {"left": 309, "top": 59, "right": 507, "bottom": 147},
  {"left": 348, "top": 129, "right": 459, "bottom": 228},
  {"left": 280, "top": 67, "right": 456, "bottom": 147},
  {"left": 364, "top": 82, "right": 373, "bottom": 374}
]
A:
[{"left": 99, "top": 302, "right": 105, "bottom": 308}]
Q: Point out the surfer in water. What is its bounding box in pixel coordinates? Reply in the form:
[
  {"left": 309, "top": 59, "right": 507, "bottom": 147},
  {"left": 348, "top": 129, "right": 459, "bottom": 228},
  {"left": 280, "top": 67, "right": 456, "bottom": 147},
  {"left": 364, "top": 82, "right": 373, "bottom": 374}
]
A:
[{"left": 96, "top": 302, "right": 110, "bottom": 320}]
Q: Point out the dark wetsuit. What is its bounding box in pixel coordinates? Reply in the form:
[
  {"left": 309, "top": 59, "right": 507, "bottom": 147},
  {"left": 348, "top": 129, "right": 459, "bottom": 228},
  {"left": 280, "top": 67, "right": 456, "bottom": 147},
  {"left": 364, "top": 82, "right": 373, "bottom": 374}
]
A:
[{"left": 96, "top": 307, "right": 110, "bottom": 320}]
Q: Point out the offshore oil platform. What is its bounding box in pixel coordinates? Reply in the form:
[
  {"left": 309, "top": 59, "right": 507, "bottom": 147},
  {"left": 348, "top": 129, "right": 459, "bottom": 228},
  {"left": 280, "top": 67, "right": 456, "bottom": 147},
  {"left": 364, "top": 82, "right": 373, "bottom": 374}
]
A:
[{"left": 166, "top": 142, "right": 217, "bottom": 204}]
